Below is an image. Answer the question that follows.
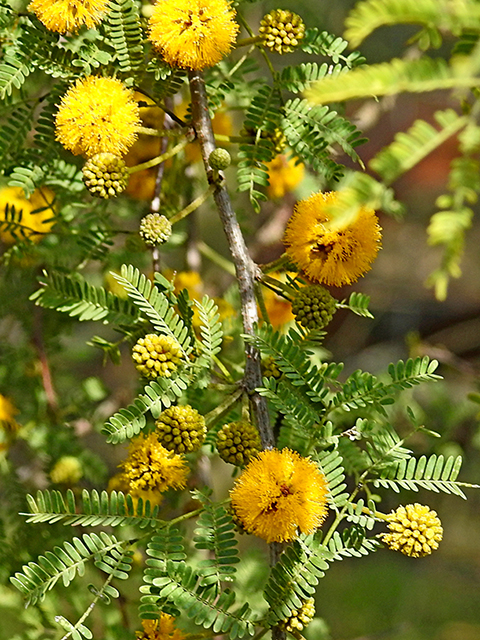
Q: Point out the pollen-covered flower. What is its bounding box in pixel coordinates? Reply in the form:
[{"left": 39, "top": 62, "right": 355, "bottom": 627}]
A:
[
  {"left": 230, "top": 448, "right": 329, "bottom": 543},
  {"left": 148, "top": 0, "right": 239, "bottom": 70},
  {"left": 136, "top": 614, "right": 186, "bottom": 640},
  {"left": 108, "top": 471, "right": 164, "bottom": 508},
  {"left": 132, "top": 334, "right": 183, "bottom": 379},
  {"left": 155, "top": 405, "right": 206, "bottom": 454},
  {"left": 267, "top": 154, "right": 304, "bottom": 199},
  {"left": 28, "top": 0, "right": 109, "bottom": 33},
  {"left": 381, "top": 503, "right": 443, "bottom": 558},
  {"left": 119, "top": 433, "right": 189, "bottom": 494},
  {"left": 0, "top": 394, "right": 20, "bottom": 433},
  {"left": 50, "top": 456, "right": 83, "bottom": 484},
  {"left": 0, "top": 186, "right": 56, "bottom": 244},
  {"left": 283, "top": 191, "right": 382, "bottom": 287},
  {"left": 55, "top": 76, "right": 140, "bottom": 158},
  {"left": 216, "top": 421, "right": 261, "bottom": 466}
]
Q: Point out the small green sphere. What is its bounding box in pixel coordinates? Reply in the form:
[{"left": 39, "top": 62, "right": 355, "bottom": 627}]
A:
[
  {"left": 292, "top": 285, "right": 337, "bottom": 331},
  {"left": 208, "top": 148, "right": 232, "bottom": 170}
]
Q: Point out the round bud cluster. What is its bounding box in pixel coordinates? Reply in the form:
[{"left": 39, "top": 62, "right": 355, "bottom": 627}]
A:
[
  {"left": 139, "top": 213, "right": 172, "bottom": 246},
  {"left": 216, "top": 421, "right": 261, "bottom": 466},
  {"left": 155, "top": 405, "right": 206, "bottom": 453},
  {"left": 281, "top": 597, "right": 315, "bottom": 633},
  {"left": 82, "top": 153, "right": 129, "bottom": 198},
  {"left": 261, "top": 356, "right": 281, "bottom": 379},
  {"left": 381, "top": 503, "right": 443, "bottom": 557},
  {"left": 209, "top": 148, "right": 231, "bottom": 170},
  {"left": 259, "top": 10, "right": 306, "bottom": 54},
  {"left": 292, "top": 285, "right": 337, "bottom": 331},
  {"left": 132, "top": 334, "right": 183, "bottom": 379},
  {"left": 50, "top": 456, "right": 83, "bottom": 484},
  {"left": 270, "top": 127, "right": 287, "bottom": 155}
]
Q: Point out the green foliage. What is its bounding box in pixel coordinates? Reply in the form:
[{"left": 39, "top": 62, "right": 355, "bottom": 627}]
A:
[
  {"left": 11, "top": 531, "right": 131, "bottom": 606},
  {"left": 105, "top": 0, "right": 144, "bottom": 79},
  {"left": 23, "top": 489, "right": 166, "bottom": 528}
]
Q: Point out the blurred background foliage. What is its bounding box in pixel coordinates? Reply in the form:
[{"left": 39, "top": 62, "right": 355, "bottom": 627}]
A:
[{"left": 1, "top": 0, "right": 480, "bottom": 639}]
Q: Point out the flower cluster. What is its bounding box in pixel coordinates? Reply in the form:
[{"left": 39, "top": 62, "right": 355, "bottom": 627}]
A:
[
  {"left": 82, "top": 153, "right": 129, "bottom": 199},
  {"left": 55, "top": 76, "right": 140, "bottom": 158},
  {"left": 148, "top": 0, "right": 239, "bottom": 70},
  {"left": 259, "top": 9, "right": 305, "bottom": 54},
  {"left": 155, "top": 405, "right": 206, "bottom": 454},
  {"left": 132, "top": 334, "right": 183, "bottom": 379},
  {"left": 136, "top": 614, "right": 186, "bottom": 640},
  {"left": 139, "top": 213, "right": 172, "bottom": 246},
  {"left": 381, "top": 503, "right": 443, "bottom": 557},
  {"left": 216, "top": 421, "right": 261, "bottom": 466},
  {"left": 119, "top": 433, "right": 189, "bottom": 495},
  {"left": 0, "top": 186, "right": 56, "bottom": 244},
  {"left": 284, "top": 190, "right": 382, "bottom": 287},
  {"left": 281, "top": 597, "right": 315, "bottom": 633},
  {"left": 292, "top": 284, "right": 337, "bottom": 331},
  {"left": 28, "top": 0, "right": 108, "bottom": 33},
  {"left": 50, "top": 456, "right": 83, "bottom": 484},
  {"left": 266, "top": 154, "right": 304, "bottom": 199},
  {"left": 230, "top": 448, "right": 329, "bottom": 543}
]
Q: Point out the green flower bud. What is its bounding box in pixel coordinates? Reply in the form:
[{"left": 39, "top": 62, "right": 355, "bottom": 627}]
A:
[
  {"left": 132, "top": 334, "right": 182, "bottom": 379},
  {"left": 216, "top": 421, "right": 261, "bottom": 466},
  {"left": 292, "top": 285, "right": 337, "bottom": 331},
  {"left": 155, "top": 405, "right": 206, "bottom": 453},
  {"left": 209, "top": 148, "right": 232, "bottom": 170},
  {"left": 139, "top": 213, "right": 172, "bottom": 246}
]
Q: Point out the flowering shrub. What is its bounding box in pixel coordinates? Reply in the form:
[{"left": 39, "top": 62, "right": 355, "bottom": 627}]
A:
[{"left": 1, "top": 0, "right": 480, "bottom": 639}]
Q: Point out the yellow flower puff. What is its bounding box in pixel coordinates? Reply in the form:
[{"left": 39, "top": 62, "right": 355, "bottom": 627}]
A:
[
  {"left": 0, "top": 394, "right": 20, "bottom": 433},
  {"left": 108, "top": 472, "right": 164, "bottom": 509},
  {"left": 230, "top": 448, "right": 329, "bottom": 543},
  {"left": 55, "top": 76, "right": 140, "bottom": 158},
  {"left": 119, "top": 433, "right": 189, "bottom": 495},
  {"left": 381, "top": 503, "right": 443, "bottom": 558},
  {"left": 148, "top": 0, "right": 240, "bottom": 70},
  {"left": 267, "top": 154, "right": 305, "bottom": 200},
  {"left": 283, "top": 191, "right": 382, "bottom": 287},
  {"left": 136, "top": 614, "right": 186, "bottom": 640},
  {"left": 0, "top": 186, "right": 56, "bottom": 244},
  {"left": 28, "top": 0, "right": 109, "bottom": 34}
]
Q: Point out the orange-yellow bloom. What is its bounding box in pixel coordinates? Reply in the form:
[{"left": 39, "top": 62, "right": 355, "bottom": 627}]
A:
[
  {"left": 28, "top": 0, "right": 108, "bottom": 33},
  {"left": 0, "top": 186, "right": 56, "bottom": 244},
  {"left": 267, "top": 154, "right": 305, "bottom": 199},
  {"left": 137, "top": 614, "right": 186, "bottom": 640},
  {"left": 148, "top": 0, "right": 239, "bottom": 70},
  {"left": 55, "top": 76, "right": 140, "bottom": 158},
  {"left": 283, "top": 191, "right": 382, "bottom": 287},
  {"left": 230, "top": 448, "right": 329, "bottom": 543}
]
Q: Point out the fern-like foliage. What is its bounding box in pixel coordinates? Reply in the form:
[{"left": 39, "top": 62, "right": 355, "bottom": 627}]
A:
[
  {"left": 317, "top": 447, "right": 349, "bottom": 509},
  {"left": 344, "top": 0, "right": 480, "bottom": 48},
  {"left": 300, "top": 29, "right": 366, "bottom": 68},
  {"left": 281, "top": 61, "right": 345, "bottom": 93},
  {"left": 101, "top": 373, "right": 190, "bottom": 443},
  {"left": 336, "top": 291, "right": 374, "bottom": 318},
  {"left": 193, "top": 492, "right": 239, "bottom": 589},
  {"left": 237, "top": 84, "right": 281, "bottom": 212},
  {"left": 11, "top": 531, "right": 129, "bottom": 606},
  {"left": 141, "top": 560, "right": 255, "bottom": 638},
  {"left": 195, "top": 296, "right": 223, "bottom": 363},
  {"left": 22, "top": 489, "right": 166, "bottom": 528},
  {"left": 374, "top": 453, "right": 478, "bottom": 498},
  {"left": 0, "top": 101, "right": 34, "bottom": 169},
  {"left": 30, "top": 269, "right": 140, "bottom": 324},
  {"left": 305, "top": 56, "right": 480, "bottom": 105},
  {"left": 105, "top": 0, "right": 144, "bottom": 80},
  {"left": 282, "top": 98, "right": 365, "bottom": 179},
  {"left": 369, "top": 109, "right": 467, "bottom": 184},
  {"left": 264, "top": 537, "right": 329, "bottom": 626},
  {"left": 113, "top": 265, "right": 193, "bottom": 355}
]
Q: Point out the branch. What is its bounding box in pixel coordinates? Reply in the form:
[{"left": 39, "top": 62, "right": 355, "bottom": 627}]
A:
[{"left": 188, "top": 70, "right": 274, "bottom": 450}]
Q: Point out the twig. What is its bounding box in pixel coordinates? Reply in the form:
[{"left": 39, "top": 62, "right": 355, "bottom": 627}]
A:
[{"left": 188, "top": 69, "right": 274, "bottom": 451}]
